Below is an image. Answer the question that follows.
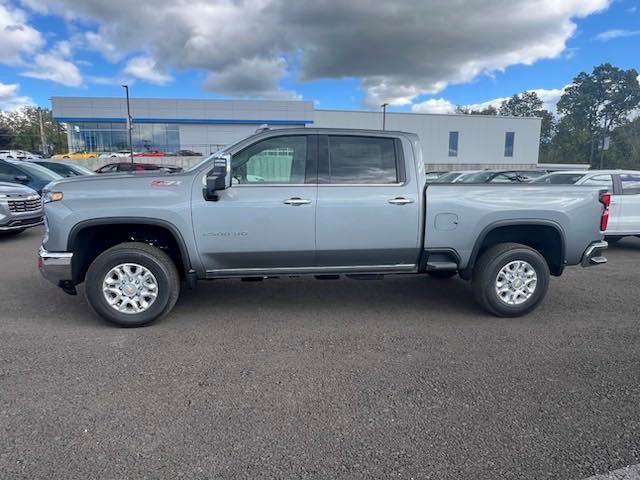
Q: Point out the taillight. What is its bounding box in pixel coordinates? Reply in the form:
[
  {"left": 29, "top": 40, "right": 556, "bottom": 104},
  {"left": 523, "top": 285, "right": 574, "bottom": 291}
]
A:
[{"left": 599, "top": 192, "right": 611, "bottom": 231}]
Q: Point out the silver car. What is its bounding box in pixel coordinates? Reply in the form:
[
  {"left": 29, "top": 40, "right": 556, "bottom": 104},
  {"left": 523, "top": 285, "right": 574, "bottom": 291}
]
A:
[{"left": 0, "top": 182, "right": 43, "bottom": 236}]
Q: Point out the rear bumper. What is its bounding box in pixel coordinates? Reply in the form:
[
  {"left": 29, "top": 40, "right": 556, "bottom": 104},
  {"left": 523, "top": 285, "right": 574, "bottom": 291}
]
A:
[
  {"left": 581, "top": 240, "right": 608, "bottom": 267},
  {"left": 38, "top": 246, "right": 73, "bottom": 286},
  {"left": 0, "top": 216, "right": 43, "bottom": 231}
]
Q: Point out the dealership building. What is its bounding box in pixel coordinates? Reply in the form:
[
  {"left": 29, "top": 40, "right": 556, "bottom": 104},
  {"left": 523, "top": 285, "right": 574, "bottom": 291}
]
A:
[{"left": 51, "top": 97, "right": 542, "bottom": 170}]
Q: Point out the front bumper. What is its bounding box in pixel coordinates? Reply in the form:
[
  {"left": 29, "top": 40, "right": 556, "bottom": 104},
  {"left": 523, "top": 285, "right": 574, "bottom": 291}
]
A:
[
  {"left": 581, "top": 240, "right": 608, "bottom": 267},
  {"left": 38, "top": 246, "right": 73, "bottom": 286},
  {"left": 0, "top": 216, "right": 43, "bottom": 231}
]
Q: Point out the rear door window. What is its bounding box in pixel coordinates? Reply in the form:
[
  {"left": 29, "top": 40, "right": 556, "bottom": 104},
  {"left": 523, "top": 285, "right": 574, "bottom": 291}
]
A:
[{"left": 327, "top": 136, "right": 398, "bottom": 184}]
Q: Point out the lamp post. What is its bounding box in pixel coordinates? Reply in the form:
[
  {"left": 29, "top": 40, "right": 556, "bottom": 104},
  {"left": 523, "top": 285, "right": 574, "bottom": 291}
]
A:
[
  {"left": 381, "top": 103, "right": 389, "bottom": 131},
  {"left": 122, "top": 84, "right": 134, "bottom": 164}
]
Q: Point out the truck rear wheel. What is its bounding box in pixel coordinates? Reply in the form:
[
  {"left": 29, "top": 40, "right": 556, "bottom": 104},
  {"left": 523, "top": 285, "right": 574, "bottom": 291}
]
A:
[
  {"left": 472, "top": 243, "right": 549, "bottom": 317},
  {"left": 85, "top": 242, "right": 180, "bottom": 327}
]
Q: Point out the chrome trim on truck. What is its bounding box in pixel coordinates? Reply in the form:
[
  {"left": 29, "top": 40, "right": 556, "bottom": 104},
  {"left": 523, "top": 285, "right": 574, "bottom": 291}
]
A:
[
  {"left": 581, "top": 240, "right": 608, "bottom": 267},
  {"left": 38, "top": 246, "right": 73, "bottom": 286}
]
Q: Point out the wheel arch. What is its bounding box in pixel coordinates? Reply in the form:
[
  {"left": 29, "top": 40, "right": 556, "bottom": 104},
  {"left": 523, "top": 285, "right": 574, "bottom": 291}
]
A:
[
  {"left": 68, "top": 217, "right": 192, "bottom": 285},
  {"left": 461, "top": 220, "right": 566, "bottom": 279}
]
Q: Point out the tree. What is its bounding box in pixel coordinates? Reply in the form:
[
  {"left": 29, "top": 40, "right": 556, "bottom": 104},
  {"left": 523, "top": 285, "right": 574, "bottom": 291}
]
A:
[
  {"left": 0, "top": 107, "right": 68, "bottom": 154},
  {"left": 456, "top": 105, "right": 498, "bottom": 115},
  {"left": 0, "top": 123, "right": 14, "bottom": 149},
  {"left": 556, "top": 63, "right": 640, "bottom": 167}
]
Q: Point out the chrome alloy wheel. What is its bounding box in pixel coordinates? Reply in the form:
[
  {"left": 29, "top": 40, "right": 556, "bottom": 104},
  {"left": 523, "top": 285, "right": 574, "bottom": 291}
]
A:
[
  {"left": 495, "top": 260, "right": 538, "bottom": 306},
  {"left": 102, "top": 263, "right": 159, "bottom": 314}
]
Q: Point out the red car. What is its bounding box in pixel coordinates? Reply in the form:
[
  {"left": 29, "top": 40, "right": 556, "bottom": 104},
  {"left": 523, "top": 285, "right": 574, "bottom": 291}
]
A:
[
  {"left": 95, "top": 163, "right": 182, "bottom": 174},
  {"left": 133, "top": 149, "right": 168, "bottom": 157}
]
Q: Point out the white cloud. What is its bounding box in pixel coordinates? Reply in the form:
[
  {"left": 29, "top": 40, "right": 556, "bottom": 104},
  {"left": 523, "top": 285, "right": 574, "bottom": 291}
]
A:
[
  {"left": 21, "top": 41, "right": 82, "bottom": 86},
  {"left": 0, "top": 2, "right": 43, "bottom": 64},
  {"left": 123, "top": 56, "right": 172, "bottom": 85},
  {"left": 0, "top": 82, "right": 33, "bottom": 110},
  {"left": 84, "top": 31, "right": 123, "bottom": 62},
  {"left": 596, "top": 29, "right": 640, "bottom": 41},
  {"left": 19, "top": 0, "right": 611, "bottom": 102},
  {"left": 411, "top": 98, "right": 456, "bottom": 114}
]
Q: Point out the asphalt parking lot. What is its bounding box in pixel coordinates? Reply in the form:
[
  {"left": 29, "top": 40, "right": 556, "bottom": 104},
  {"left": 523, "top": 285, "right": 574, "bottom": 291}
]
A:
[{"left": 1, "top": 227, "right": 639, "bottom": 480}]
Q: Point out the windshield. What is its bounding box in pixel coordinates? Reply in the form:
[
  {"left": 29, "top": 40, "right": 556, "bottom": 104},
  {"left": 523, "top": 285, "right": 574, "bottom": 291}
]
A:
[
  {"left": 458, "top": 172, "right": 495, "bottom": 183},
  {"left": 12, "top": 161, "right": 62, "bottom": 181},
  {"left": 531, "top": 173, "right": 585, "bottom": 184},
  {"left": 432, "top": 172, "right": 463, "bottom": 183},
  {"left": 66, "top": 163, "right": 96, "bottom": 175}
]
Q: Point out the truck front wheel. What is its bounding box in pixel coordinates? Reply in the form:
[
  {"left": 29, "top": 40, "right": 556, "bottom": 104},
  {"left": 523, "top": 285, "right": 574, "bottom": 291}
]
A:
[
  {"left": 472, "top": 243, "right": 549, "bottom": 317},
  {"left": 85, "top": 242, "right": 180, "bottom": 327}
]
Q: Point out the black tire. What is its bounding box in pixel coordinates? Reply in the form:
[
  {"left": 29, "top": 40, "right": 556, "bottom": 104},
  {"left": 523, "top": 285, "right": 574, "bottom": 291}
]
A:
[
  {"left": 85, "top": 242, "right": 180, "bottom": 327},
  {"left": 472, "top": 242, "right": 550, "bottom": 317},
  {"left": 427, "top": 270, "right": 457, "bottom": 279},
  {"left": 605, "top": 236, "right": 623, "bottom": 244}
]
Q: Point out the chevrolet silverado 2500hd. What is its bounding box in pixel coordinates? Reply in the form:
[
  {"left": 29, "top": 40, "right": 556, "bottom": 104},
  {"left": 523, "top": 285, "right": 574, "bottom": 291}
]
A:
[{"left": 38, "top": 128, "right": 609, "bottom": 327}]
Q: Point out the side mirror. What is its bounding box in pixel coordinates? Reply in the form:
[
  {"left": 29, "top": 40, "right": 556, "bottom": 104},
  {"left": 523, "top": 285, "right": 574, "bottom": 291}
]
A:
[
  {"left": 14, "top": 174, "right": 29, "bottom": 183},
  {"left": 203, "top": 154, "right": 231, "bottom": 201}
]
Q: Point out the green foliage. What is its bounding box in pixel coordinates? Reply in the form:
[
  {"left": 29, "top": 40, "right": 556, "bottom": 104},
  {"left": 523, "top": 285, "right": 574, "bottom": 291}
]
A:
[
  {"left": 0, "top": 107, "right": 68, "bottom": 155},
  {"left": 555, "top": 63, "right": 640, "bottom": 167},
  {"left": 456, "top": 105, "right": 498, "bottom": 115}
]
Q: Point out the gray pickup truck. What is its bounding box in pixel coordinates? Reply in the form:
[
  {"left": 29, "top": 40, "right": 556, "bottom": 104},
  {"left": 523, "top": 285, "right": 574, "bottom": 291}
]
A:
[
  {"left": 0, "top": 182, "right": 43, "bottom": 235},
  {"left": 38, "top": 128, "right": 609, "bottom": 327}
]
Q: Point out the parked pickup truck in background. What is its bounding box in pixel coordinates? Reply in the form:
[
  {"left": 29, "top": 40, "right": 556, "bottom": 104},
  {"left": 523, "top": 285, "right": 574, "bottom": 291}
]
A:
[{"left": 38, "top": 128, "right": 609, "bottom": 327}]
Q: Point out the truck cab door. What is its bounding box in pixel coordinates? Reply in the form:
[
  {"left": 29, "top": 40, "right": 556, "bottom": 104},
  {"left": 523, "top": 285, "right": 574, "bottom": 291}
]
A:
[
  {"left": 191, "top": 134, "right": 318, "bottom": 275},
  {"left": 314, "top": 134, "right": 421, "bottom": 269}
]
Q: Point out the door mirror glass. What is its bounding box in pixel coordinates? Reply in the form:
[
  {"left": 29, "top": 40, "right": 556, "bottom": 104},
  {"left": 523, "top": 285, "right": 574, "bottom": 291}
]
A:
[{"left": 204, "top": 154, "right": 231, "bottom": 201}]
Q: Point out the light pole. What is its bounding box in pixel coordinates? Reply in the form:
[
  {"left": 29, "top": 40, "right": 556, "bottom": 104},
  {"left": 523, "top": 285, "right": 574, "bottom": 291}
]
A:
[
  {"left": 122, "top": 84, "right": 134, "bottom": 164},
  {"left": 381, "top": 103, "right": 389, "bottom": 131}
]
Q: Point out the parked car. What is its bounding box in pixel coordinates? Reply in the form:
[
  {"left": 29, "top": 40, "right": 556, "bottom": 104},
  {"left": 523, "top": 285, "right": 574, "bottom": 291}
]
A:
[
  {"left": 457, "top": 170, "right": 547, "bottom": 184},
  {"left": 52, "top": 151, "right": 99, "bottom": 160},
  {"left": 176, "top": 150, "right": 203, "bottom": 156},
  {"left": 134, "top": 149, "right": 168, "bottom": 157},
  {"left": 38, "top": 128, "right": 608, "bottom": 327},
  {"left": 29, "top": 160, "right": 96, "bottom": 177},
  {"left": 0, "top": 150, "right": 42, "bottom": 160},
  {"left": 0, "top": 159, "right": 62, "bottom": 194},
  {"left": 99, "top": 150, "right": 133, "bottom": 159},
  {"left": 430, "top": 170, "right": 485, "bottom": 183},
  {"left": 424, "top": 171, "right": 448, "bottom": 181},
  {"left": 532, "top": 170, "right": 640, "bottom": 242},
  {"left": 0, "top": 182, "right": 43, "bottom": 236},
  {"left": 95, "top": 162, "right": 182, "bottom": 174}
]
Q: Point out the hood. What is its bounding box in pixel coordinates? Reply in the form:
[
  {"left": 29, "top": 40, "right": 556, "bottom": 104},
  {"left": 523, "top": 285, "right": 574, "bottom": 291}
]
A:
[
  {"left": 46, "top": 169, "right": 193, "bottom": 191},
  {"left": 0, "top": 181, "right": 39, "bottom": 196}
]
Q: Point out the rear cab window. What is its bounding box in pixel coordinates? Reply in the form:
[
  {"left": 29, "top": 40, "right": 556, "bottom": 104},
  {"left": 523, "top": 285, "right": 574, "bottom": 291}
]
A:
[{"left": 620, "top": 174, "right": 640, "bottom": 195}]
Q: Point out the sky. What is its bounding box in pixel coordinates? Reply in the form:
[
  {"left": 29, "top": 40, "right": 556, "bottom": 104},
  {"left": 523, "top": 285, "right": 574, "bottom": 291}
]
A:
[{"left": 0, "top": 0, "right": 638, "bottom": 114}]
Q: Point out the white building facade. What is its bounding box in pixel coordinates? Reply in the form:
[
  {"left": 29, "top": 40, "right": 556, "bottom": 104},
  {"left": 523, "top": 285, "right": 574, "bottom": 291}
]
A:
[{"left": 52, "top": 97, "right": 542, "bottom": 170}]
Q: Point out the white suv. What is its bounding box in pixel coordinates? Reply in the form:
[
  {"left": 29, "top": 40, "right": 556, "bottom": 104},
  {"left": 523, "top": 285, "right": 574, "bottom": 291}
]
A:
[{"left": 0, "top": 150, "right": 42, "bottom": 160}]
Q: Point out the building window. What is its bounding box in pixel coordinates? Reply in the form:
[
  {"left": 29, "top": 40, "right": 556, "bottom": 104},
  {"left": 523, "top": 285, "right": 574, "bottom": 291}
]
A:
[
  {"left": 504, "top": 132, "right": 515, "bottom": 157},
  {"left": 448, "top": 131, "right": 459, "bottom": 157}
]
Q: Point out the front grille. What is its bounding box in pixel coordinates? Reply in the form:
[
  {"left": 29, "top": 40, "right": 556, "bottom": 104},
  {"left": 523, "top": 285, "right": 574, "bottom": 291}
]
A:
[{"left": 8, "top": 198, "right": 42, "bottom": 213}]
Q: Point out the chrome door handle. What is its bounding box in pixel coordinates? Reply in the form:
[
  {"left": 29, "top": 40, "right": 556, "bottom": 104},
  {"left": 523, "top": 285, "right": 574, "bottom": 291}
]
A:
[
  {"left": 283, "top": 197, "right": 311, "bottom": 206},
  {"left": 388, "top": 197, "right": 414, "bottom": 205}
]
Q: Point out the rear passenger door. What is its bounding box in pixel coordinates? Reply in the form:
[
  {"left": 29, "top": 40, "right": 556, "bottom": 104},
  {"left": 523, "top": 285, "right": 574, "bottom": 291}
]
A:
[{"left": 315, "top": 134, "right": 421, "bottom": 269}]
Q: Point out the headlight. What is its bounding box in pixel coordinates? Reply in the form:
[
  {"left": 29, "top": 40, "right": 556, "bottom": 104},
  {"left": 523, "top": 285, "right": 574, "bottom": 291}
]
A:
[{"left": 43, "top": 191, "right": 64, "bottom": 203}]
